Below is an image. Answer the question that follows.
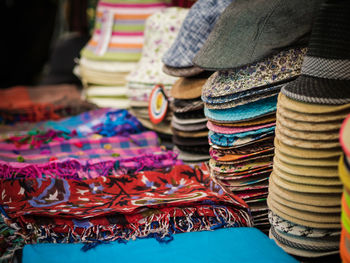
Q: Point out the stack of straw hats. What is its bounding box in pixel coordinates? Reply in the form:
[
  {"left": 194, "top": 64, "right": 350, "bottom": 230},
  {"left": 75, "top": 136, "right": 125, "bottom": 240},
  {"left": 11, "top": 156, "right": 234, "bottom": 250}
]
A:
[
  {"left": 126, "top": 7, "right": 188, "bottom": 145},
  {"left": 162, "top": 0, "right": 232, "bottom": 162},
  {"left": 340, "top": 116, "right": 350, "bottom": 263},
  {"left": 267, "top": 0, "right": 350, "bottom": 258},
  {"left": 78, "top": 0, "right": 169, "bottom": 108},
  {"left": 192, "top": 0, "right": 320, "bottom": 232}
]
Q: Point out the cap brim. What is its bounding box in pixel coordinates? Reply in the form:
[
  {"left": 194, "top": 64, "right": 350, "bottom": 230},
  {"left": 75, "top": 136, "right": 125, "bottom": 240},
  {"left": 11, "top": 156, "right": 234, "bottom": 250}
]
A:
[{"left": 282, "top": 75, "right": 350, "bottom": 105}]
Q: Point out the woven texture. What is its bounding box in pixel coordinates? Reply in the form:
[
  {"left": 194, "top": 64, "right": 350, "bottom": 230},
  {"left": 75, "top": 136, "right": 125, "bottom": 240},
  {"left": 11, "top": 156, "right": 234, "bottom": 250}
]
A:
[
  {"left": 205, "top": 95, "right": 277, "bottom": 122},
  {"left": 162, "top": 0, "right": 232, "bottom": 68}
]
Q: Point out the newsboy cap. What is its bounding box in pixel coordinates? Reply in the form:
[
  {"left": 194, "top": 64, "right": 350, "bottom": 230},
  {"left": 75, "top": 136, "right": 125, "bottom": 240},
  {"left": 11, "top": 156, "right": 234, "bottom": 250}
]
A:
[{"left": 193, "top": 0, "right": 322, "bottom": 70}]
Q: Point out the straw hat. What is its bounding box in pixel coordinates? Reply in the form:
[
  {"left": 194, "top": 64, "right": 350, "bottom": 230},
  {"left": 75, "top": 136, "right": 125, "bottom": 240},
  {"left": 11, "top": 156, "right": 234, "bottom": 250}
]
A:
[
  {"left": 269, "top": 190, "right": 341, "bottom": 214},
  {"left": 276, "top": 122, "right": 339, "bottom": 141},
  {"left": 275, "top": 127, "right": 340, "bottom": 149},
  {"left": 274, "top": 138, "right": 341, "bottom": 159},
  {"left": 81, "top": 0, "right": 168, "bottom": 62},
  {"left": 273, "top": 166, "right": 342, "bottom": 187},
  {"left": 270, "top": 227, "right": 340, "bottom": 258},
  {"left": 267, "top": 196, "right": 341, "bottom": 229},
  {"left": 271, "top": 170, "right": 342, "bottom": 194},
  {"left": 269, "top": 173, "right": 341, "bottom": 206},
  {"left": 278, "top": 104, "right": 349, "bottom": 123},
  {"left": 207, "top": 121, "right": 275, "bottom": 134},
  {"left": 171, "top": 77, "right": 207, "bottom": 99},
  {"left": 274, "top": 147, "right": 339, "bottom": 167},
  {"left": 278, "top": 92, "right": 350, "bottom": 114},
  {"left": 277, "top": 112, "right": 342, "bottom": 132},
  {"left": 268, "top": 211, "right": 340, "bottom": 238},
  {"left": 282, "top": 1, "right": 350, "bottom": 105}
]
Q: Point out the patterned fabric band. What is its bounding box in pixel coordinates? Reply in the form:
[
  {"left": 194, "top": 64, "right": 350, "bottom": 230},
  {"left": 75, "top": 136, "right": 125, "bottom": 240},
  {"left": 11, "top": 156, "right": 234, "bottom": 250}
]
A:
[{"left": 302, "top": 56, "right": 350, "bottom": 80}]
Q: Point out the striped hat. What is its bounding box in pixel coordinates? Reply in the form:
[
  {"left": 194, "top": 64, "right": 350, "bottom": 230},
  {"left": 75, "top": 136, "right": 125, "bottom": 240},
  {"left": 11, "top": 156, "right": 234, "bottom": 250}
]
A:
[{"left": 81, "top": 0, "right": 169, "bottom": 62}]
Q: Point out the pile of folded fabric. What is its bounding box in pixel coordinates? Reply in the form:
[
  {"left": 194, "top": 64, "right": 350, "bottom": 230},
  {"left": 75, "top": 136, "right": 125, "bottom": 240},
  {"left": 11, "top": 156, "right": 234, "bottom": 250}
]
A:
[
  {"left": 267, "top": 0, "right": 350, "bottom": 259},
  {"left": 78, "top": 0, "right": 169, "bottom": 109},
  {"left": 340, "top": 116, "right": 350, "bottom": 263},
  {"left": 192, "top": 0, "right": 316, "bottom": 232},
  {"left": 0, "top": 85, "right": 95, "bottom": 125},
  {"left": 127, "top": 7, "right": 188, "bottom": 146},
  {"left": 0, "top": 162, "right": 252, "bottom": 247},
  {"left": 161, "top": 0, "right": 232, "bottom": 163}
]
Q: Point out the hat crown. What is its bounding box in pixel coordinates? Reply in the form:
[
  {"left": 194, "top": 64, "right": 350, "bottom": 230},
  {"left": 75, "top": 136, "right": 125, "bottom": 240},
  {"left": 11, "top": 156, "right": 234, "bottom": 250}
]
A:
[
  {"left": 127, "top": 7, "right": 188, "bottom": 84},
  {"left": 81, "top": 0, "right": 168, "bottom": 61},
  {"left": 307, "top": 0, "right": 350, "bottom": 60}
]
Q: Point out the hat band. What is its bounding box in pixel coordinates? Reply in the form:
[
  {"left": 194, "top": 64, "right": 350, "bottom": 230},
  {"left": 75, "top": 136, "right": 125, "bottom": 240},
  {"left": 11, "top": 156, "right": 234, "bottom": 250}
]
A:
[{"left": 302, "top": 56, "right": 350, "bottom": 80}]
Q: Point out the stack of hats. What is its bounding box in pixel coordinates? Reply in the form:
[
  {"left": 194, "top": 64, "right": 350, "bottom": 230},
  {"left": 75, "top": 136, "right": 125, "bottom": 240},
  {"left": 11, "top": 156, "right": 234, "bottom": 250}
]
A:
[
  {"left": 78, "top": 0, "right": 169, "bottom": 109},
  {"left": 201, "top": 48, "right": 305, "bottom": 232},
  {"left": 340, "top": 116, "right": 350, "bottom": 263},
  {"left": 267, "top": 0, "right": 350, "bottom": 258},
  {"left": 191, "top": 0, "right": 320, "bottom": 232},
  {"left": 162, "top": 0, "right": 233, "bottom": 163},
  {"left": 170, "top": 75, "right": 210, "bottom": 164},
  {"left": 126, "top": 7, "right": 188, "bottom": 144}
]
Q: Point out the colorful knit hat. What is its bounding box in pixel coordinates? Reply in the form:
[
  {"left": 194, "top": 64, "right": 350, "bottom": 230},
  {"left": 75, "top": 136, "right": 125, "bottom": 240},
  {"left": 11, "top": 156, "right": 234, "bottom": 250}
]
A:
[
  {"left": 81, "top": 0, "right": 169, "bottom": 62},
  {"left": 282, "top": 0, "right": 350, "bottom": 105}
]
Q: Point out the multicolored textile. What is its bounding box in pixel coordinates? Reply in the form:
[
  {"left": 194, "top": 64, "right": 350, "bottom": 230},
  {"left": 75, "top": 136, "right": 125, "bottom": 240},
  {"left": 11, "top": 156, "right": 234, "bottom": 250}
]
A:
[
  {"left": 0, "top": 131, "right": 180, "bottom": 178},
  {"left": 0, "top": 165, "right": 252, "bottom": 244},
  {"left": 43, "top": 108, "right": 145, "bottom": 137},
  {"left": 209, "top": 128, "right": 275, "bottom": 147},
  {"left": 0, "top": 85, "right": 96, "bottom": 124},
  {"left": 81, "top": 0, "right": 169, "bottom": 61},
  {"left": 0, "top": 214, "right": 24, "bottom": 262}
]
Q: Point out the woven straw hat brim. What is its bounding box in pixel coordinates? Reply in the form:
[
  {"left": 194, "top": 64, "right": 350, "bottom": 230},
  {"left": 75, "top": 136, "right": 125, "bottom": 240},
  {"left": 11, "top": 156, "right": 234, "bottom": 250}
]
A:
[
  {"left": 269, "top": 229, "right": 340, "bottom": 258},
  {"left": 267, "top": 196, "right": 341, "bottom": 229},
  {"left": 271, "top": 170, "right": 342, "bottom": 194},
  {"left": 282, "top": 75, "right": 350, "bottom": 105},
  {"left": 278, "top": 104, "right": 349, "bottom": 123},
  {"left": 274, "top": 138, "right": 341, "bottom": 159},
  {"left": 162, "top": 64, "right": 204, "bottom": 77},
  {"left": 278, "top": 92, "right": 350, "bottom": 114},
  {"left": 276, "top": 127, "right": 340, "bottom": 149},
  {"left": 80, "top": 66, "right": 128, "bottom": 86},
  {"left": 273, "top": 166, "right": 342, "bottom": 187},
  {"left": 270, "top": 234, "right": 340, "bottom": 258},
  {"left": 275, "top": 148, "right": 338, "bottom": 167},
  {"left": 210, "top": 115, "right": 276, "bottom": 127},
  {"left": 269, "top": 190, "right": 341, "bottom": 214},
  {"left": 277, "top": 111, "right": 342, "bottom": 132},
  {"left": 171, "top": 77, "right": 207, "bottom": 99},
  {"left": 276, "top": 121, "right": 339, "bottom": 141},
  {"left": 271, "top": 226, "right": 340, "bottom": 251},
  {"left": 274, "top": 156, "right": 339, "bottom": 178},
  {"left": 269, "top": 174, "right": 341, "bottom": 207}
]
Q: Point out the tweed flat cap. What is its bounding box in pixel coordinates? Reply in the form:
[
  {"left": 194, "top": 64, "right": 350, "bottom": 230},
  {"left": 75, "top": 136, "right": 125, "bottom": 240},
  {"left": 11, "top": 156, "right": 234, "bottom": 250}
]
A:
[{"left": 193, "top": 0, "right": 321, "bottom": 70}]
